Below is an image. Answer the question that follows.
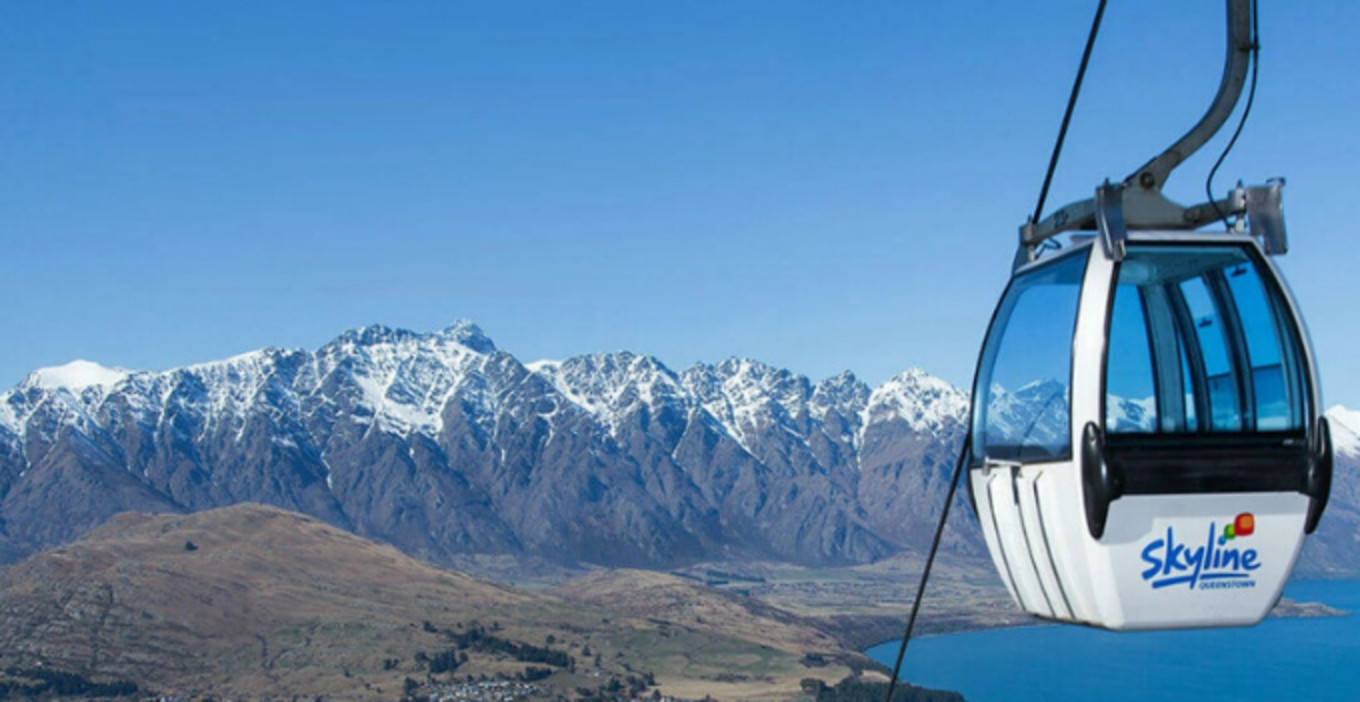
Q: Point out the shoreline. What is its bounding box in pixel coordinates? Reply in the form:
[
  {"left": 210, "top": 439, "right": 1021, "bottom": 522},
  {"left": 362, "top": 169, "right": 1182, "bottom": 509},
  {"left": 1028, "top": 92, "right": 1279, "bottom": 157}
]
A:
[
  {"left": 851, "top": 592, "right": 1353, "bottom": 653},
  {"left": 679, "top": 559, "right": 1360, "bottom": 656}
]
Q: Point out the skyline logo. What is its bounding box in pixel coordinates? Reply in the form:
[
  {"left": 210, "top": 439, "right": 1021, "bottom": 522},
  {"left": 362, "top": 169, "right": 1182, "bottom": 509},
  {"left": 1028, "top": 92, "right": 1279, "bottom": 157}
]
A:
[{"left": 1140, "top": 513, "right": 1261, "bottom": 591}]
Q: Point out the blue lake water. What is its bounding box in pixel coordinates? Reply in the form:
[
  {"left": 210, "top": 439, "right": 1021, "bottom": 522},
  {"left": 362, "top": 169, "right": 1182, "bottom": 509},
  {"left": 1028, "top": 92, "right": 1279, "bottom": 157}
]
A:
[{"left": 867, "top": 579, "right": 1360, "bottom": 702}]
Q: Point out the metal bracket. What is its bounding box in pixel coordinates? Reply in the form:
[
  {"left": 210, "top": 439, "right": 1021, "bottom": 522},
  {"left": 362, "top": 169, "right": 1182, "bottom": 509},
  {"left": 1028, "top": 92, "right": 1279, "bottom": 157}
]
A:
[
  {"left": 1095, "top": 181, "right": 1127, "bottom": 262},
  {"left": 1246, "top": 178, "right": 1288, "bottom": 254}
]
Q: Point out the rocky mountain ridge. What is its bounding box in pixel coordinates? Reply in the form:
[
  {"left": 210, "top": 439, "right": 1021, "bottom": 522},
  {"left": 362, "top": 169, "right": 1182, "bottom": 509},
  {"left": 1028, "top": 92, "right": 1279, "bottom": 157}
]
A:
[
  {"left": 1, "top": 321, "right": 1355, "bottom": 576},
  {"left": 0, "top": 322, "right": 976, "bottom": 569}
]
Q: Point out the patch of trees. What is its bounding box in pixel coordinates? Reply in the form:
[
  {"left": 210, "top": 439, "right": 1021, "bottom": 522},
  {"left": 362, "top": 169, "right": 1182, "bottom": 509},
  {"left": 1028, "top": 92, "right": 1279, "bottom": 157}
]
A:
[
  {"left": 0, "top": 667, "right": 138, "bottom": 699},
  {"left": 418, "top": 648, "right": 467, "bottom": 674},
  {"left": 415, "top": 621, "right": 578, "bottom": 680},
  {"left": 445, "top": 624, "right": 573, "bottom": 668},
  {"left": 573, "top": 672, "right": 655, "bottom": 701},
  {"left": 411, "top": 621, "right": 660, "bottom": 697},
  {"left": 520, "top": 666, "right": 554, "bottom": 682},
  {"left": 801, "top": 652, "right": 829, "bottom": 667},
  {"left": 403, "top": 676, "right": 420, "bottom": 697},
  {"left": 800, "top": 677, "right": 965, "bottom": 702}
]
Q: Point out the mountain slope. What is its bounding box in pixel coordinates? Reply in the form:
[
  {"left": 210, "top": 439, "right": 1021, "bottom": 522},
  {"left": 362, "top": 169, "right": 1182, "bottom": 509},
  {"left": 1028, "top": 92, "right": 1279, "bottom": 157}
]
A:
[
  {"left": 1298, "top": 407, "right": 1360, "bottom": 575},
  {"left": 552, "top": 569, "right": 843, "bottom": 655},
  {"left": 0, "top": 322, "right": 976, "bottom": 570},
  {"left": 0, "top": 321, "right": 1355, "bottom": 577},
  {"left": 0, "top": 504, "right": 872, "bottom": 700},
  {"left": 0, "top": 503, "right": 535, "bottom": 697}
]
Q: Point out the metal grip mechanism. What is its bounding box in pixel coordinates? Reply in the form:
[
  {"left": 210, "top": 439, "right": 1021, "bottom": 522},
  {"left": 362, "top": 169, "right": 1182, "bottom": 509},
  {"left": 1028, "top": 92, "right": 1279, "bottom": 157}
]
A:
[
  {"left": 1096, "top": 181, "right": 1128, "bottom": 263},
  {"left": 1016, "top": 0, "right": 1287, "bottom": 267}
]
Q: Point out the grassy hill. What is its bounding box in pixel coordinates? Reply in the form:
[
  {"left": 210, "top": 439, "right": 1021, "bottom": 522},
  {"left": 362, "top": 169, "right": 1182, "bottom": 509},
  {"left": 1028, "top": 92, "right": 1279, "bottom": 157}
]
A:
[
  {"left": 551, "top": 569, "right": 871, "bottom": 699},
  {"left": 0, "top": 504, "right": 887, "bottom": 700}
]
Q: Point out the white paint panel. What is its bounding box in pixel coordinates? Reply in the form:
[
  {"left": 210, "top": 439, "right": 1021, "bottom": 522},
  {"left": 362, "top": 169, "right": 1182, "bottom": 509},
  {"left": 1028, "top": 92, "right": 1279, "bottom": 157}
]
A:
[
  {"left": 1016, "top": 469, "right": 1072, "bottom": 619},
  {"left": 1098, "top": 492, "right": 1309, "bottom": 630},
  {"left": 971, "top": 470, "right": 1020, "bottom": 605},
  {"left": 986, "top": 467, "right": 1053, "bottom": 618}
]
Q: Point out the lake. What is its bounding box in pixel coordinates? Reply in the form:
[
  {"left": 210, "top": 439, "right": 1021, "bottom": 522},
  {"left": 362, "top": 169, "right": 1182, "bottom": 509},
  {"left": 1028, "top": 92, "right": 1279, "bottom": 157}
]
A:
[{"left": 867, "top": 579, "right": 1360, "bottom": 702}]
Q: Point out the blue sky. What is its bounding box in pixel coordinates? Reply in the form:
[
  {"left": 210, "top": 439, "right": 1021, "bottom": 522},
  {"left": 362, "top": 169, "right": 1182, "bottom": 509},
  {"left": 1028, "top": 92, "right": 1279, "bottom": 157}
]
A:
[{"left": 3, "top": 1, "right": 1358, "bottom": 406}]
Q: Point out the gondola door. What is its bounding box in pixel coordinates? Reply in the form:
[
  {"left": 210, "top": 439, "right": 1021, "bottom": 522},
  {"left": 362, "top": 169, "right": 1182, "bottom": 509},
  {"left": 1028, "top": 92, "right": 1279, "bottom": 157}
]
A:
[{"left": 970, "top": 241, "right": 1104, "bottom": 626}]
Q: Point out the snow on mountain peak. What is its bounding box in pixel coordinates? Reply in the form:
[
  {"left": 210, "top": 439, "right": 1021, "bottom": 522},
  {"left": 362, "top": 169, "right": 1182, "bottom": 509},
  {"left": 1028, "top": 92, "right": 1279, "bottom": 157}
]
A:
[
  {"left": 675, "top": 358, "right": 816, "bottom": 453},
  {"left": 24, "top": 360, "right": 130, "bottom": 392},
  {"left": 2, "top": 321, "right": 981, "bottom": 459},
  {"left": 3, "top": 361, "right": 134, "bottom": 441},
  {"left": 317, "top": 324, "right": 499, "bottom": 437},
  {"left": 683, "top": 358, "right": 793, "bottom": 414},
  {"left": 333, "top": 321, "right": 496, "bottom": 356},
  {"left": 811, "top": 371, "right": 870, "bottom": 417},
  {"left": 334, "top": 323, "right": 420, "bottom": 347},
  {"left": 434, "top": 320, "right": 496, "bottom": 354},
  {"left": 1326, "top": 405, "right": 1360, "bottom": 457},
  {"left": 862, "top": 368, "right": 968, "bottom": 434},
  {"left": 529, "top": 352, "right": 684, "bottom": 433},
  {"left": 815, "top": 369, "right": 864, "bottom": 392}
]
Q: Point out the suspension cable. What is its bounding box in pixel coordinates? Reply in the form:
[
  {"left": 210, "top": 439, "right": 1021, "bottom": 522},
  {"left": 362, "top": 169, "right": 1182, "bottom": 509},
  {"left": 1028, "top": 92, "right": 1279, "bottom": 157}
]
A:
[
  {"left": 881, "top": 431, "right": 969, "bottom": 702},
  {"left": 883, "top": 5, "right": 1110, "bottom": 699},
  {"left": 1031, "top": 0, "right": 1110, "bottom": 228},
  {"left": 1207, "top": 0, "right": 1260, "bottom": 227}
]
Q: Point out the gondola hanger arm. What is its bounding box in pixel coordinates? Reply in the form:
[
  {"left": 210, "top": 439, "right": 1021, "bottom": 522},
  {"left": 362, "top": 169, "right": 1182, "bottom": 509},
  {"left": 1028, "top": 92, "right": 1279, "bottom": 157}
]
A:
[
  {"left": 1020, "top": 0, "right": 1274, "bottom": 259},
  {"left": 1127, "top": 0, "right": 1253, "bottom": 195}
]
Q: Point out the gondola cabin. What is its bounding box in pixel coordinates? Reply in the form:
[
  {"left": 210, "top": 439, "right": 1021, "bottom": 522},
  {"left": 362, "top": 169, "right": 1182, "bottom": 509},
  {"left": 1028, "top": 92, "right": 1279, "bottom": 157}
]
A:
[{"left": 968, "top": 222, "right": 1332, "bottom": 630}]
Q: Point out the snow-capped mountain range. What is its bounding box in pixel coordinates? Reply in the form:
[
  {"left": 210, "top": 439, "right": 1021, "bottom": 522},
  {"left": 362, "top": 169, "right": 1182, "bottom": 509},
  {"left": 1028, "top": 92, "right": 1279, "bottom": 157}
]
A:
[
  {"left": 0, "top": 321, "right": 1355, "bottom": 575},
  {"left": 3, "top": 324, "right": 959, "bottom": 465},
  {"left": 0, "top": 322, "right": 976, "bottom": 568}
]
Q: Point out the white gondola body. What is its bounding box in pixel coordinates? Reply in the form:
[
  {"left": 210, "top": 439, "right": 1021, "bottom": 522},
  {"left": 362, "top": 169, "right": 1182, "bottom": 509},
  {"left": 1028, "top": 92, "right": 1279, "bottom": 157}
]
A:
[{"left": 969, "top": 231, "right": 1328, "bottom": 630}]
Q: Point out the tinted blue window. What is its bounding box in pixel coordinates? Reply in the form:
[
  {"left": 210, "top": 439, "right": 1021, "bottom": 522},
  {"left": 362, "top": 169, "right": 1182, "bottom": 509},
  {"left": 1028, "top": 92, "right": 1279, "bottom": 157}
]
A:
[
  {"left": 1180, "top": 276, "right": 1242, "bottom": 430},
  {"left": 973, "top": 250, "right": 1088, "bottom": 462},
  {"left": 1227, "top": 264, "right": 1294, "bottom": 430},
  {"left": 1104, "top": 245, "right": 1306, "bottom": 435},
  {"left": 1106, "top": 284, "right": 1157, "bottom": 432}
]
